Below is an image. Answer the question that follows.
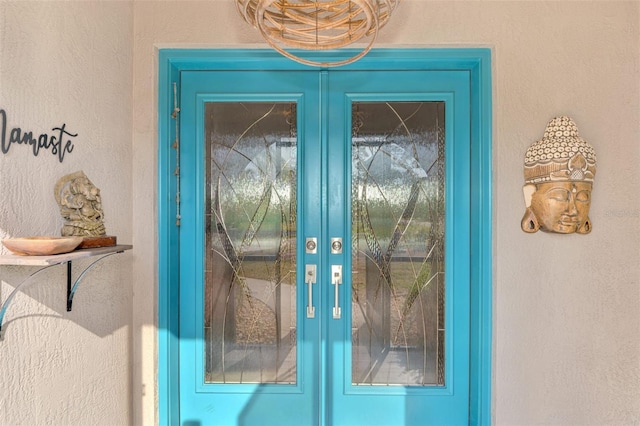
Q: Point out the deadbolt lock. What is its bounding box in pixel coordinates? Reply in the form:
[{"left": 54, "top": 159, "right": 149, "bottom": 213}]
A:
[
  {"left": 306, "top": 237, "right": 317, "bottom": 254},
  {"left": 331, "top": 238, "right": 342, "bottom": 254}
]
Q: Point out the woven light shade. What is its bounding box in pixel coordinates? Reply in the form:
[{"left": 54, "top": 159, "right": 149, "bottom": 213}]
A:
[{"left": 236, "top": 0, "right": 399, "bottom": 67}]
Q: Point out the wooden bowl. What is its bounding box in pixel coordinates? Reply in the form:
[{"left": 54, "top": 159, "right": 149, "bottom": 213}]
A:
[{"left": 2, "top": 236, "right": 83, "bottom": 256}]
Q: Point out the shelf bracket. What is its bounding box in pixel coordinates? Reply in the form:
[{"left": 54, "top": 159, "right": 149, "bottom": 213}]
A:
[
  {"left": 66, "top": 250, "right": 123, "bottom": 311},
  {"left": 0, "top": 249, "right": 125, "bottom": 339},
  {"left": 0, "top": 264, "right": 58, "bottom": 338}
]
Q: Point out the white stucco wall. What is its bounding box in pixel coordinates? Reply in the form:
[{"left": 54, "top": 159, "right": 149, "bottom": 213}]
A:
[
  {"left": 0, "top": 1, "right": 133, "bottom": 425},
  {"left": 0, "top": 0, "right": 638, "bottom": 425}
]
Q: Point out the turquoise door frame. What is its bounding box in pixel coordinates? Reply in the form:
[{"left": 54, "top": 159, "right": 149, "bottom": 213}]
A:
[{"left": 158, "top": 48, "right": 493, "bottom": 425}]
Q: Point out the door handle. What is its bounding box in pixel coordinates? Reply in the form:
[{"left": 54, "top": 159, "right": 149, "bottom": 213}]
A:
[
  {"left": 305, "top": 264, "right": 316, "bottom": 318},
  {"left": 331, "top": 265, "right": 342, "bottom": 319}
]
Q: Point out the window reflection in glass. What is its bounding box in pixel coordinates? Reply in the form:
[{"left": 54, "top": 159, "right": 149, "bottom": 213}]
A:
[
  {"left": 351, "top": 102, "right": 446, "bottom": 386},
  {"left": 204, "top": 102, "right": 297, "bottom": 384}
]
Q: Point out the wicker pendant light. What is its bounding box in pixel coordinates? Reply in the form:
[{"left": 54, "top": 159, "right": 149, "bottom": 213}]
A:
[{"left": 236, "top": 0, "right": 399, "bottom": 67}]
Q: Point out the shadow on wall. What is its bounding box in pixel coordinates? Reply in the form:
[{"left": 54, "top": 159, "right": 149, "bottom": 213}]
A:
[{"left": 0, "top": 253, "right": 133, "bottom": 339}]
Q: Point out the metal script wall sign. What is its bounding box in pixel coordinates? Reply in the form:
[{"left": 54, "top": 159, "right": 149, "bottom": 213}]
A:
[{"left": 0, "top": 108, "right": 76, "bottom": 162}]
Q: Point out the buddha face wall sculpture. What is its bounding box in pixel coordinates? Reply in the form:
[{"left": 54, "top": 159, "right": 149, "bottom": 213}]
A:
[{"left": 521, "top": 116, "right": 597, "bottom": 234}]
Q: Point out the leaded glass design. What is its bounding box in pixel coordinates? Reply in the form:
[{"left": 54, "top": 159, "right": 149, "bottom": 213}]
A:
[
  {"left": 351, "top": 102, "right": 445, "bottom": 386},
  {"left": 204, "top": 102, "right": 297, "bottom": 384}
]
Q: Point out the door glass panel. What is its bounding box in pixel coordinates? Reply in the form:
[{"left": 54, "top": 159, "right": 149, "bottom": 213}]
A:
[
  {"left": 204, "top": 102, "right": 298, "bottom": 384},
  {"left": 351, "top": 102, "right": 445, "bottom": 386}
]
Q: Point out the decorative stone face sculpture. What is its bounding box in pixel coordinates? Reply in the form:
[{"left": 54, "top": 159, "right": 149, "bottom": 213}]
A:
[
  {"left": 54, "top": 171, "right": 106, "bottom": 237},
  {"left": 521, "top": 116, "right": 597, "bottom": 234}
]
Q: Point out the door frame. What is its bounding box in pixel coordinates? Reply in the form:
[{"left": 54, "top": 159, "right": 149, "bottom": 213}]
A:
[{"left": 158, "top": 48, "right": 493, "bottom": 425}]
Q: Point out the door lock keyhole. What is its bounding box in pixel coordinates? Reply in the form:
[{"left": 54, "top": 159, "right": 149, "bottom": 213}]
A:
[
  {"left": 331, "top": 238, "right": 342, "bottom": 254},
  {"left": 306, "top": 238, "right": 317, "bottom": 253}
]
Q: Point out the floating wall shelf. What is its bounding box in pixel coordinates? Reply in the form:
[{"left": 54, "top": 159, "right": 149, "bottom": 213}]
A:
[{"left": 0, "top": 244, "right": 132, "bottom": 339}]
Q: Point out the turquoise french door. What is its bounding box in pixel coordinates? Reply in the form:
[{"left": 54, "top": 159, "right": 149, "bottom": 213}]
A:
[{"left": 179, "top": 67, "right": 471, "bottom": 425}]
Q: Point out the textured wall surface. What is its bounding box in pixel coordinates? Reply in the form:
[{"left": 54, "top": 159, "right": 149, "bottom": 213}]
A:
[
  {"left": 0, "top": 0, "right": 638, "bottom": 425},
  {"left": 0, "top": 2, "right": 133, "bottom": 425}
]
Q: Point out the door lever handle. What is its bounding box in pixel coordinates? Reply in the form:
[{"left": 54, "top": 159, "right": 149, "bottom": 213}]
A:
[
  {"left": 305, "top": 264, "right": 316, "bottom": 318},
  {"left": 331, "top": 265, "right": 342, "bottom": 319}
]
